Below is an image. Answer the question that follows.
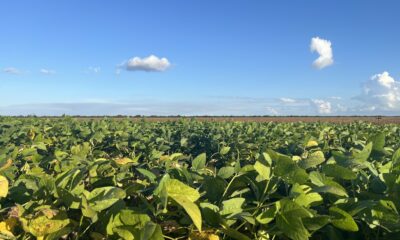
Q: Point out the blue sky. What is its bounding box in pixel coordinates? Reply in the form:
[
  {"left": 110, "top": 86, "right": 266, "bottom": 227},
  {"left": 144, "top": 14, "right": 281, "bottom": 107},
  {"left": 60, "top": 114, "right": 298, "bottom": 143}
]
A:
[{"left": 1, "top": 0, "right": 399, "bottom": 115}]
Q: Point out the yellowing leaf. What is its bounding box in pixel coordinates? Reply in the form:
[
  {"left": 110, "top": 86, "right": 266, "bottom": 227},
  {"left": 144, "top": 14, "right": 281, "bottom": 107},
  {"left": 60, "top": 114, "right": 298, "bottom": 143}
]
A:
[
  {"left": 114, "top": 157, "right": 136, "bottom": 165},
  {"left": 0, "top": 175, "right": 9, "bottom": 198},
  {"left": 306, "top": 140, "right": 319, "bottom": 148},
  {"left": 25, "top": 214, "right": 70, "bottom": 237},
  {"left": 0, "top": 159, "right": 13, "bottom": 171},
  {"left": 0, "top": 218, "right": 17, "bottom": 237},
  {"left": 189, "top": 231, "right": 220, "bottom": 240}
]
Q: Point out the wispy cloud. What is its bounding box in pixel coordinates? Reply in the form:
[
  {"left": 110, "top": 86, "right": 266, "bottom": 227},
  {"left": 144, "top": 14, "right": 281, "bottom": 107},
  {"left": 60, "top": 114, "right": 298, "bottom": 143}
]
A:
[
  {"left": 40, "top": 69, "right": 56, "bottom": 75},
  {"left": 88, "top": 66, "right": 101, "bottom": 74},
  {"left": 310, "top": 37, "right": 334, "bottom": 69},
  {"left": 120, "top": 55, "right": 171, "bottom": 72},
  {"left": 280, "top": 97, "right": 296, "bottom": 103},
  {"left": 0, "top": 97, "right": 342, "bottom": 116},
  {"left": 2, "top": 67, "right": 21, "bottom": 75}
]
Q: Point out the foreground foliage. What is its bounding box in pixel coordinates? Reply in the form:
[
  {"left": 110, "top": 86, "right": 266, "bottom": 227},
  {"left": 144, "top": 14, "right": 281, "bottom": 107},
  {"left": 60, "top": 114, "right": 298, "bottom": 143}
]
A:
[{"left": 0, "top": 117, "right": 400, "bottom": 239}]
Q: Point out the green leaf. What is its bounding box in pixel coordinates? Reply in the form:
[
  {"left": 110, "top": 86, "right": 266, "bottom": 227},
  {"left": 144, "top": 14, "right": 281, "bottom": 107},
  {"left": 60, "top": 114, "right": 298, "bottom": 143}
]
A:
[
  {"left": 322, "top": 164, "right": 357, "bottom": 180},
  {"left": 217, "top": 167, "right": 235, "bottom": 179},
  {"left": 299, "top": 151, "right": 325, "bottom": 169},
  {"left": 221, "top": 226, "right": 251, "bottom": 240},
  {"left": 290, "top": 184, "right": 323, "bottom": 207},
  {"left": 137, "top": 168, "right": 157, "bottom": 183},
  {"left": 391, "top": 148, "right": 400, "bottom": 171},
  {"left": 165, "top": 179, "right": 202, "bottom": 231},
  {"left": 171, "top": 195, "right": 202, "bottom": 231},
  {"left": 220, "top": 198, "right": 245, "bottom": 216},
  {"left": 256, "top": 205, "right": 277, "bottom": 225},
  {"left": 81, "top": 196, "right": 98, "bottom": 222},
  {"left": 254, "top": 161, "right": 270, "bottom": 181},
  {"left": 85, "top": 187, "right": 126, "bottom": 212},
  {"left": 370, "top": 132, "right": 385, "bottom": 152},
  {"left": 278, "top": 199, "right": 313, "bottom": 218},
  {"left": 200, "top": 202, "right": 221, "bottom": 227},
  {"left": 309, "top": 172, "right": 348, "bottom": 197},
  {"left": 220, "top": 146, "right": 231, "bottom": 155},
  {"left": 118, "top": 210, "right": 151, "bottom": 227},
  {"left": 353, "top": 142, "right": 372, "bottom": 164},
  {"left": 303, "top": 215, "right": 330, "bottom": 231},
  {"left": 192, "top": 153, "right": 206, "bottom": 171},
  {"left": 276, "top": 213, "right": 310, "bottom": 240},
  {"left": 269, "top": 150, "right": 308, "bottom": 184},
  {"left": 140, "top": 222, "right": 164, "bottom": 240},
  {"left": 165, "top": 179, "right": 200, "bottom": 202},
  {"left": 329, "top": 206, "right": 359, "bottom": 232}
]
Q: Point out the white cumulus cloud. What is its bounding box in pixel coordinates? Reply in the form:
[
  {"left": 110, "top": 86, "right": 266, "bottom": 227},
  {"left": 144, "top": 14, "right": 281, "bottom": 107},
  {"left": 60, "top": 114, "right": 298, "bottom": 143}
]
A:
[
  {"left": 40, "top": 69, "right": 56, "bottom": 75},
  {"left": 123, "top": 55, "right": 171, "bottom": 72},
  {"left": 310, "top": 37, "right": 334, "bottom": 69},
  {"left": 357, "top": 71, "right": 400, "bottom": 110},
  {"left": 3, "top": 67, "right": 21, "bottom": 75},
  {"left": 312, "top": 99, "right": 332, "bottom": 114}
]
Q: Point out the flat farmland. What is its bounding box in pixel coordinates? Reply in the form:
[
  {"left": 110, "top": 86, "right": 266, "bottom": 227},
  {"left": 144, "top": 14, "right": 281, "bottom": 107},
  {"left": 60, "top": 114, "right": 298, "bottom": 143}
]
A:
[
  {"left": 1, "top": 117, "right": 400, "bottom": 239},
  {"left": 76, "top": 116, "right": 400, "bottom": 124}
]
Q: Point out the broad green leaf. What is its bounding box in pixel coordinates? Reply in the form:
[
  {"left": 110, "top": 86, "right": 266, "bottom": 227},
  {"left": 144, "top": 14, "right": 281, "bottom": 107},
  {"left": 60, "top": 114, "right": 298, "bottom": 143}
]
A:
[
  {"left": 165, "top": 179, "right": 200, "bottom": 202},
  {"left": 137, "top": 168, "right": 157, "bottom": 183},
  {"left": 309, "top": 172, "right": 348, "bottom": 197},
  {"left": 353, "top": 142, "right": 372, "bottom": 164},
  {"left": 220, "top": 146, "right": 231, "bottom": 155},
  {"left": 329, "top": 207, "right": 359, "bottom": 232},
  {"left": 165, "top": 179, "right": 202, "bottom": 231},
  {"left": 278, "top": 199, "right": 313, "bottom": 218},
  {"left": 220, "top": 198, "right": 245, "bottom": 216},
  {"left": 303, "top": 215, "right": 330, "bottom": 231},
  {"left": 276, "top": 213, "right": 310, "bottom": 240},
  {"left": 192, "top": 153, "right": 206, "bottom": 171},
  {"left": 299, "top": 151, "right": 325, "bottom": 169},
  {"left": 172, "top": 195, "right": 202, "bottom": 231},
  {"left": 370, "top": 132, "right": 385, "bottom": 152},
  {"left": 217, "top": 167, "right": 235, "bottom": 179},
  {"left": 202, "top": 177, "right": 226, "bottom": 203},
  {"left": 119, "top": 210, "right": 151, "bottom": 227},
  {"left": 322, "top": 164, "right": 357, "bottom": 180},
  {"left": 254, "top": 161, "right": 270, "bottom": 181},
  {"left": 269, "top": 150, "right": 308, "bottom": 184},
  {"left": 256, "top": 205, "right": 277, "bottom": 225},
  {"left": 391, "top": 148, "right": 400, "bottom": 171},
  {"left": 314, "top": 183, "right": 348, "bottom": 197},
  {"left": 290, "top": 184, "right": 323, "bottom": 207},
  {"left": 200, "top": 202, "right": 221, "bottom": 227},
  {"left": 221, "top": 226, "right": 251, "bottom": 240},
  {"left": 140, "top": 222, "right": 164, "bottom": 240},
  {"left": 86, "top": 187, "right": 126, "bottom": 212}
]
